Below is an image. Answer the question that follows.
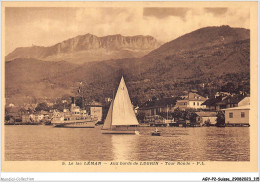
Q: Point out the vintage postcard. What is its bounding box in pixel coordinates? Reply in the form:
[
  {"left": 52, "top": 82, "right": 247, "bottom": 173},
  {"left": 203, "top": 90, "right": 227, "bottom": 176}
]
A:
[{"left": 1, "top": 1, "right": 258, "bottom": 173}]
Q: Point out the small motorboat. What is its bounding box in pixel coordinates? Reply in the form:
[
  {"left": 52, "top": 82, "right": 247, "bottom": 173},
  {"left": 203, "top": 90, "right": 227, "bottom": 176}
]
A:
[{"left": 151, "top": 128, "right": 161, "bottom": 136}]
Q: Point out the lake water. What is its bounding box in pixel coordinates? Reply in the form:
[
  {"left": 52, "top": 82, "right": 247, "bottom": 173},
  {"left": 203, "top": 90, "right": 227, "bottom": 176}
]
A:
[{"left": 5, "top": 125, "right": 249, "bottom": 161}]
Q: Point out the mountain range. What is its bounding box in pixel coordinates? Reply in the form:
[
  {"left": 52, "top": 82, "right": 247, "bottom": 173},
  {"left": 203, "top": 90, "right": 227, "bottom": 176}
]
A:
[
  {"left": 6, "top": 34, "right": 161, "bottom": 64},
  {"left": 5, "top": 25, "right": 250, "bottom": 106}
]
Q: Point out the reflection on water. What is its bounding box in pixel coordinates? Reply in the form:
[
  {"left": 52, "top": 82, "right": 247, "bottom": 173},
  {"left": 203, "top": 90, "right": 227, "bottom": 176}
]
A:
[
  {"left": 5, "top": 126, "right": 249, "bottom": 161},
  {"left": 111, "top": 135, "right": 138, "bottom": 161}
]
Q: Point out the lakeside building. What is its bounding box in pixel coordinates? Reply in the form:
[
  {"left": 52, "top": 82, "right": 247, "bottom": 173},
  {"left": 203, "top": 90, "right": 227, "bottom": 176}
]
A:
[
  {"left": 215, "top": 94, "right": 248, "bottom": 109},
  {"left": 238, "top": 96, "right": 250, "bottom": 106},
  {"left": 175, "top": 92, "right": 207, "bottom": 110},
  {"left": 22, "top": 113, "right": 45, "bottom": 123},
  {"left": 22, "top": 115, "right": 31, "bottom": 123},
  {"left": 34, "top": 114, "right": 44, "bottom": 122},
  {"left": 202, "top": 95, "right": 249, "bottom": 111},
  {"left": 222, "top": 105, "right": 250, "bottom": 126},
  {"left": 143, "top": 115, "right": 174, "bottom": 127},
  {"left": 195, "top": 112, "right": 217, "bottom": 126},
  {"left": 138, "top": 97, "right": 178, "bottom": 116},
  {"left": 201, "top": 96, "right": 224, "bottom": 111},
  {"left": 87, "top": 101, "right": 103, "bottom": 122}
]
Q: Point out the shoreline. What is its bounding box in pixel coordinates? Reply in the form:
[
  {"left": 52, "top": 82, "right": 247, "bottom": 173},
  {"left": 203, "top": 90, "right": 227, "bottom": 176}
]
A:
[{"left": 4, "top": 123, "right": 250, "bottom": 127}]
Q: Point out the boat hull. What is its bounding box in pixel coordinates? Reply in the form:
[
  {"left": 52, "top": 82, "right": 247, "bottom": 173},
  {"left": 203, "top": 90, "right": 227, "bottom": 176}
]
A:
[
  {"left": 101, "top": 129, "right": 139, "bottom": 135},
  {"left": 53, "top": 119, "right": 97, "bottom": 128},
  {"left": 151, "top": 132, "right": 161, "bottom": 136},
  {"left": 54, "top": 122, "right": 96, "bottom": 128}
]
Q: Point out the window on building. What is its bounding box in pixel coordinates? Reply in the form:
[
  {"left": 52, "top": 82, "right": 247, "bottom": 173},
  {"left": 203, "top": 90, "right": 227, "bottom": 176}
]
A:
[
  {"left": 197, "top": 102, "right": 199, "bottom": 106},
  {"left": 229, "top": 112, "right": 233, "bottom": 118},
  {"left": 241, "top": 112, "right": 245, "bottom": 118},
  {"left": 193, "top": 102, "right": 195, "bottom": 106}
]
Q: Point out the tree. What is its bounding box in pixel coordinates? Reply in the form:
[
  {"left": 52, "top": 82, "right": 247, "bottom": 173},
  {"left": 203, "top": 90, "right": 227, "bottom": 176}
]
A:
[
  {"left": 75, "top": 97, "right": 84, "bottom": 108},
  {"left": 136, "top": 112, "right": 146, "bottom": 123},
  {"left": 184, "top": 110, "right": 197, "bottom": 123},
  {"left": 19, "top": 108, "right": 27, "bottom": 115},
  {"left": 35, "top": 102, "right": 49, "bottom": 112},
  {"left": 53, "top": 99, "right": 70, "bottom": 112},
  {"left": 5, "top": 115, "right": 14, "bottom": 122},
  {"left": 5, "top": 106, "right": 11, "bottom": 116},
  {"left": 27, "top": 108, "right": 34, "bottom": 114},
  {"left": 221, "top": 82, "right": 235, "bottom": 93},
  {"left": 152, "top": 96, "right": 157, "bottom": 101},
  {"left": 216, "top": 111, "right": 225, "bottom": 126},
  {"left": 172, "top": 108, "right": 183, "bottom": 121},
  {"left": 131, "top": 96, "right": 140, "bottom": 107},
  {"left": 61, "top": 95, "right": 73, "bottom": 103}
]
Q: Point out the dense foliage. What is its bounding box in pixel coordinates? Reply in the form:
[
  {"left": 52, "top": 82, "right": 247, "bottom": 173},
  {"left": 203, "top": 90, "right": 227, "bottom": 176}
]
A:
[{"left": 216, "top": 111, "right": 225, "bottom": 126}]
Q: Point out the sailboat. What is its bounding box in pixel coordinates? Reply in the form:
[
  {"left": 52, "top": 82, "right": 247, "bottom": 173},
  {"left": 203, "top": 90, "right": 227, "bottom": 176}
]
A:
[{"left": 101, "top": 76, "right": 139, "bottom": 135}]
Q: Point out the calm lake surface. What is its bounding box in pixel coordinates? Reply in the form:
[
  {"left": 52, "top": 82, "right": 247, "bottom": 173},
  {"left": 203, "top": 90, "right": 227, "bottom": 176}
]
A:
[{"left": 5, "top": 125, "right": 249, "bottom": 161}]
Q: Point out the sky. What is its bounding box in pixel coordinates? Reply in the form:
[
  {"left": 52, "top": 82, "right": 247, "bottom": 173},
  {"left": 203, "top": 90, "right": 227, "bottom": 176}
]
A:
[{"left": 5, "top": 7, "right": 250, "bottom": 55}]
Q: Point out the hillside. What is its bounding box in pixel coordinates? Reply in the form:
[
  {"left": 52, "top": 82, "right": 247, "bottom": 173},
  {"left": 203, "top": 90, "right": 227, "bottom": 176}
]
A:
[
  {"left": 5, "top": 26, "right": 250, "bottom": 106},
  {"left": 145, "top": 25, "right": 249, "bottom": 60},
  {"left": 6, "top": 34, "right": 161, "bottom": 64}
]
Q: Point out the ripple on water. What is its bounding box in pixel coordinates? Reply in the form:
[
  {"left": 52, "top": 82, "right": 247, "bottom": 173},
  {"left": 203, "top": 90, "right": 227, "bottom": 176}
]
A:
[{"left": 5, "top": 126, "right": 249, "bottom": 161}]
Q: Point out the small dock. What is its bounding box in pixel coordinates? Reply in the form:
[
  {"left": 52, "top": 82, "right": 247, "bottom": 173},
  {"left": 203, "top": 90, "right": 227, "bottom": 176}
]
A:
[
  {"left": 225, "top": 123, "right": 250, "bottom": 127},
  {"left": 150, "top": 123, "right": 167, "bottom": 127}
]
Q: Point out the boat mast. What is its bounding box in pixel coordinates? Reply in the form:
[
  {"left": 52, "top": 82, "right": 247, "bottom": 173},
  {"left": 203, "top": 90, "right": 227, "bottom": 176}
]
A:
[
  {"left": 77, "top": 81, "right": 84, "bottom": 109},
  {"left": 110, "top": 90, "right": 115, "bottom": 130},
  {"left": 167, "top": 104, "right": 168, "bottom": 120},
  {"left": 81, "top": 82, "right": 84, "bottom": 109}
]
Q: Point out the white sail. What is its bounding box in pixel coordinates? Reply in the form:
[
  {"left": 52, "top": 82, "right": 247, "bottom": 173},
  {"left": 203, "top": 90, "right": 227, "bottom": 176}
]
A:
[
  {"left": 112, "top": 77, "right": 139, "bottom": 126},
  {"left": 102, "top": 100, "right": 113, "bottom": 130}
]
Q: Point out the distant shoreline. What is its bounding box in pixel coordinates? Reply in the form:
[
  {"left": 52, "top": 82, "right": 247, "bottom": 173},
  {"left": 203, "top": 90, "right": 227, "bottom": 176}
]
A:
[
  {"left": 4, "top": 123, "right": 250, "bottom": 127},
  {"left": 5, "top": 122, "right": 44, "bottom": 125}
]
